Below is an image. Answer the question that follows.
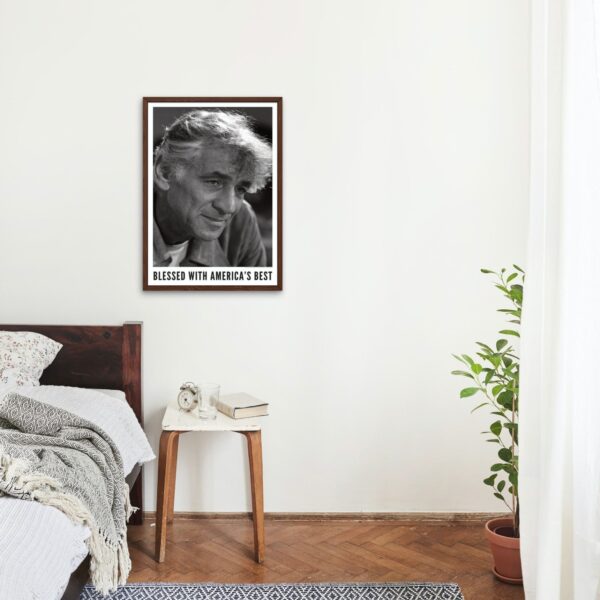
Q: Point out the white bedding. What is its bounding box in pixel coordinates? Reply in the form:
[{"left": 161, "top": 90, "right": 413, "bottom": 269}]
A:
[
  {"left": 0, "top": 385, "right": 154, "bottom": 600},
  {"left": 0, "top": 497, "right": 89, "bottom": 600}
]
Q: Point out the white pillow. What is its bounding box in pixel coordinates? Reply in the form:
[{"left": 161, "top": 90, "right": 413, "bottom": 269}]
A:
[
  {"left": 0, "top": 331, "right": 62, "bottom": 387},
  {"left": 92, "top": 388, "right": 127, "bottom": 402}
]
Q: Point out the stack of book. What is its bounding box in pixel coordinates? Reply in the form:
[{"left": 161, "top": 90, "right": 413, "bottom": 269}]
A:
[{"left": 216, "top": 393, "right": 269, "bottom": 419}]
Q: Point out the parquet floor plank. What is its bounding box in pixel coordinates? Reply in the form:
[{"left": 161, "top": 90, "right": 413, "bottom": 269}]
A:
[
  {"left": 320, "top": 542, "right": 401, "bottom": 577},
  {"left": 338, "top": 542, "right": 438, "bottom": 581},
  {"left": 202, "top": 539, "right": 279, "bottom": 576},
  {"left": 367, "top": 525, "right": 423, "bottom": 547},
  {"left": 268, "top": 542, "right": 323, "bottom": 574},
  {"left": 364, "top": 542, "right": 449, "bottom": 577},
  {"left": 127, "top": 518, "right": 525, "bottom": 600},
  {"left": 406, "top": 541, "right": 487, "bottom": 575},
  {"left": 324, "top": 523, "right": 390, "bottom": 546},
  {"left": 294, "top": 541, "right": 367, "bottom": 576},
  {"left": 376, "top": 541, "right": 461, "bottom": 573}
]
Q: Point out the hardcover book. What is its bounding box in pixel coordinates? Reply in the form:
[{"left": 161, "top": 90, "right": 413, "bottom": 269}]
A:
[{"left": 217, "top": 393, "right": 269, "bottom": 419}]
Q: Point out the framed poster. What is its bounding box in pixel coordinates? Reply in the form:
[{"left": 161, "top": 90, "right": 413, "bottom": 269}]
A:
[{"left": 143, "top": 97, "right": 282, "bottom": 291}]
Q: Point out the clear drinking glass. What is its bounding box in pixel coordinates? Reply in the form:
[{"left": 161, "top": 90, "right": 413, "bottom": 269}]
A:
[{"left": 197, "top": 383, "right": 219, "bottom": 420}]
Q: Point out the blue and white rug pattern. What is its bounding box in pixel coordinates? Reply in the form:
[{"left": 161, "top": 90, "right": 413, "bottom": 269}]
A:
[{"left": 81, "top": 582, "right": 464, "bottom": 600}]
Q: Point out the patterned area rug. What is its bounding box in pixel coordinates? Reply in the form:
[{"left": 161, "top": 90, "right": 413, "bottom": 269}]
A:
[{"left": 80, "top": 582, "right": 464, "bottom": 600}]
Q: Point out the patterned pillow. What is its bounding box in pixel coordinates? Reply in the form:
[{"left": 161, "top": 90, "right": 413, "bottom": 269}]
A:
[{"left": 0, "top": 331, "right": 62, "bottom": 387}]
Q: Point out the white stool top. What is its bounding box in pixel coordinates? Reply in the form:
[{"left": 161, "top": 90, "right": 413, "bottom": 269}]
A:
[{"left": 162, "top": 404, "right": 264, "bottom": 432}]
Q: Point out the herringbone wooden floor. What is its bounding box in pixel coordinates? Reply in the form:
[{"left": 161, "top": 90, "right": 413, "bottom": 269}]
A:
[{"left": 128, "top": 518, "right": 524, "bottom": 600}]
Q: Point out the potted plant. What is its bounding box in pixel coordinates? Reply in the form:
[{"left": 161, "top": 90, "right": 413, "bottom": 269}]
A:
[{"left": 452, "top": 266, "right": 524, "bottom": 584}]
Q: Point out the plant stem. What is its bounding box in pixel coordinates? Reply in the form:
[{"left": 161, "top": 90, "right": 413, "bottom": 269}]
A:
[{"left": 511, "top": 392, "right": 517, "bottom": 530}]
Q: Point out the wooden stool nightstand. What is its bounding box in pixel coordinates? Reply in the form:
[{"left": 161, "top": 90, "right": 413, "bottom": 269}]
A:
[{"left": 154, "top": 405, "right": 266, "bottom": 564}]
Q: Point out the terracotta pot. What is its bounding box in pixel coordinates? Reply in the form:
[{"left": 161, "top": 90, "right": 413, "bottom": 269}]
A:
[{"left": 484, "top": 517, "right": 522, "bottom": 585}]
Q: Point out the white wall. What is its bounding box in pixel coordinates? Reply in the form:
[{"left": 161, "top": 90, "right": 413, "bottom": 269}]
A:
[{"left": 0, "top": 0, "right": 530, "bottom": 513}]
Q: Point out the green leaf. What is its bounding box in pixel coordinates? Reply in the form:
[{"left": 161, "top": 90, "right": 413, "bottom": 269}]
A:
[
  {"left": 513, "top": 264, "right": 524, "bottom": 273},
  {"left": 499, "top": 329, "right": 520, "bottom": 337},
  {"left": 452, "top": 354, "right": 469, "bottom": 365},
  {"left": 483, "top": 474, "right": 497, "bottom": 486},
  {"left": 480, "top": 268, "right": 495, "bottom": 274},
  {"left": 498, "top": 309, "right": 521, "bottom": 317},
  {"left": 490, "top": 421, "right": 502, "bottom": 436},
  {"left": 492, "top": 384, "right": 504, "bottom": 396},
  {"left": 451, "top": 370, "right": 474, "bottom": 379},
  {"left": 486, "top": 439, "right": 500, "bottom": 443},
  {"left": 496, "top": 339, "right": 508, "bottom": 351},
  {"left": 506, "top": 273, "right": 518, "bottom": 283},
  {"left": 461, "top": 354, "right": 475, "bottom": 366},
  {"left": 497, "top": 480, "right": 506, "bottom": 492},
  {"left": 494, "top": 492, "right": 505, "bottom": 501},
  {"left": 479, "top": 354, "right": 498, "bottom": 366},
  {"left": 470, "top": 402, "right": 488, "bottom": 414},
  {"left": 471, "top": 363, "right": 483, "bottom": 375},
  {"left": 484, "top": 370, "right": 494, "bottom": 385},
  {"left": 490, "top": 463, "right": 504, "bottom": 472},
  {"left": 497, "top": 390, "right": 514, "bottom": 409},
  {"left": 502, "top": 356, "right": 513, "bottom": 368},
  {"left": 504, "top": 424, "right": 518, "bottom": 444},
  {"left": 476, "top": 342, "right": 494, "bottom": 352},
  {"left": 489, "top": 354, "right": 502, "bottom": 368},
  {"left": 460, "top": 387, "right": 480, "bottom": 398},
  {"left": 509, "top": 472, "right": 518, "bottom": 486},
  {"left": 498, "top": 448, "right": 513, "bottom": 462},
  {"left": 509, "top": 285, "right": 523, "bottom": 304}
]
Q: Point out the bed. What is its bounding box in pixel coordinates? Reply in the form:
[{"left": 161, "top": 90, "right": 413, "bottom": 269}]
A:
[{"left": 0, "top": 323, "right": 153, "bottom": 600}]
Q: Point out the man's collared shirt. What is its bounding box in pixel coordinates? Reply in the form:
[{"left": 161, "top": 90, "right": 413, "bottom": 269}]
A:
[{"left": 153, "top": 201, "right": 267, "bottom": 268}]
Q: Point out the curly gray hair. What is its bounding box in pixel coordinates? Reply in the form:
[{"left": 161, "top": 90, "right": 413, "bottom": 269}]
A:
[{"left": 154, "top": 110, "right": 272, "bottom": 193}]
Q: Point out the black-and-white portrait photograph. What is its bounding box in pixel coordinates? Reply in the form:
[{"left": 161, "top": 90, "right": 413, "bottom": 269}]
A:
[{"left": 143, "top": 98, "right": 282, "bottom": 290}]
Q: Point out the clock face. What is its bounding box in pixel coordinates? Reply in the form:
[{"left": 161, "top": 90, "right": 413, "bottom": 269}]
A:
[{"left": 178, "top": 388, "right": 197, "bottom": 411}]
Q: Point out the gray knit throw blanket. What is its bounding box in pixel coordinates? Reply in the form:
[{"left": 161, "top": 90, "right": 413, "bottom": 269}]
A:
[{"left": 0, "top": 393, "right": 133, "bottom": 595}]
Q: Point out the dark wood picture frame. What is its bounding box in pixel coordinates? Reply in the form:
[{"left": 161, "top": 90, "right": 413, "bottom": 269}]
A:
[{"left": 143, "top": 97, "right": 283, "bottom": 291}]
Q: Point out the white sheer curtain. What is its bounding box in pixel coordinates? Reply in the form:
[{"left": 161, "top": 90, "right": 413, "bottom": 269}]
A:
[{"left": 520, "top": 0, "right": 600, "bottom": 598}]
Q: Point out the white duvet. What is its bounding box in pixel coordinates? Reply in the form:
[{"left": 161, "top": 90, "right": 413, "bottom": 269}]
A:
[{"left": 0, "top": 385, "right": 155, "bottom": 600}]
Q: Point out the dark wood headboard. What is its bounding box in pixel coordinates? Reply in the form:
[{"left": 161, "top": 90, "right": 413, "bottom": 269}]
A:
[{"left": 0, "top": 322, "right": 144, "bottom": 524}]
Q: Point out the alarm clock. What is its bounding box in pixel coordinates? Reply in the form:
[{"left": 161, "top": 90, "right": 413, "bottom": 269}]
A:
[{"left": 177, "top": 382, "right": 199, "bottom": 412}]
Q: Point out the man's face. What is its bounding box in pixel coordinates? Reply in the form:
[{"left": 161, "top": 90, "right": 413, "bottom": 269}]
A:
[{"left": 161, "top": 144, "right": 253, "bottom": 242}]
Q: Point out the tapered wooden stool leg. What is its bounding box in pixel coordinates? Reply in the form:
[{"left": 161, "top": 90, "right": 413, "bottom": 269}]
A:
[
  {"left": 155, "top": 430, "right": 180, "bottom": 562},
  {"left": 167, "top": 434, "right": 180, "bottom": 523},
  {"left": 242, "top": 430, "right": 265, "bottom": 563}
]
